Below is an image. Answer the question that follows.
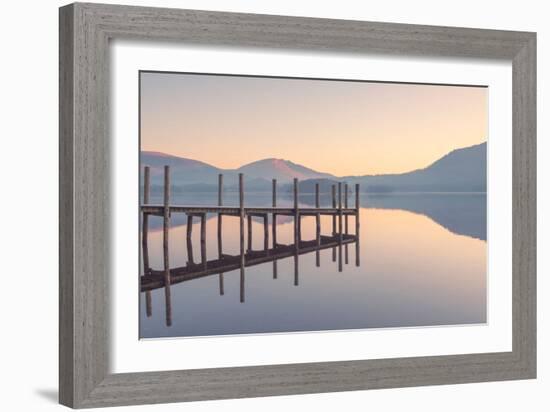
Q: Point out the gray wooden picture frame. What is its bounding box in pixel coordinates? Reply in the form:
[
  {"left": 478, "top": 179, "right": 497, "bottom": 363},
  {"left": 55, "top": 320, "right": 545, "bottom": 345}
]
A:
[{"left": 59, "top": 2, "right": 536, "bottom": 408}]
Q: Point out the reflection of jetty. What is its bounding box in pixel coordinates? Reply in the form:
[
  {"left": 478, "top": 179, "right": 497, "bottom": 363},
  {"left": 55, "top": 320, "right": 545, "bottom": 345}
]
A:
[
  {"left": 140, "top": 165, "right": 360, "bottom": 326},
  {"left": 142, "top": 234, "right": 358, "bottom": 291}
]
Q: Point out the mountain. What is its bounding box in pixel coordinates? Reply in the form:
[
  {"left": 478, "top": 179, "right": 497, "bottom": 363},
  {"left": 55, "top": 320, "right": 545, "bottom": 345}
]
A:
[
  {"left": 347, "top": 142, "right": 487, "bottom": 192},
  {"left": 237, "top": 158, "right": 334, "bottom": 182},
  {"left": 141, "top": 142, "right": 486, "bottom": 193},
  {"left": 141, "top": 152, "right": 335, "bottom": 187},
  {"left": 141, "top": 151, "right": 222, "bottom": 185}
]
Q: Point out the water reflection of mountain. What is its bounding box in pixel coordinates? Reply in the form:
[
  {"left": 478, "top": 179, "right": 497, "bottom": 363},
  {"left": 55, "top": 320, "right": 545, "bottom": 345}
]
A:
[
  {"left": 364, "top": 193, "right": 486, "bottom": 241},
  {"left": 291, "top": 193, "right": 486, "bottom": 241}
]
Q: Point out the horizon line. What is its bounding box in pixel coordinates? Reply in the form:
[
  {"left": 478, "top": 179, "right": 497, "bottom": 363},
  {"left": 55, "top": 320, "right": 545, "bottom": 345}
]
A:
[{"left": 140, "top": 140, "right": 487, "bottom": 178}]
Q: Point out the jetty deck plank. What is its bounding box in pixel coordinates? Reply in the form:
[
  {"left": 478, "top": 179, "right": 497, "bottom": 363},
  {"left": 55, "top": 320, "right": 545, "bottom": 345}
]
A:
[{"left": 141, "top": 205, "right": 357, "bottom": 216}]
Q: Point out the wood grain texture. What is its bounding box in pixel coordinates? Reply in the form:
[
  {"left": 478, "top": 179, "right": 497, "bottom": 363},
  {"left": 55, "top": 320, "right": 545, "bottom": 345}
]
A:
[
  {"left": 59, "top": 2, "right": 537, "bottom": 408},
  {"left": 59, "top": 5, "right": 74, "bottom": 406}
]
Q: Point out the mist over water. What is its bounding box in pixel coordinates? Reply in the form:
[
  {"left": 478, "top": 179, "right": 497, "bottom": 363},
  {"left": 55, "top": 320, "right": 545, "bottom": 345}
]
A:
[{"left": 140, "top": 192, "right": 486, "bottom": 338}]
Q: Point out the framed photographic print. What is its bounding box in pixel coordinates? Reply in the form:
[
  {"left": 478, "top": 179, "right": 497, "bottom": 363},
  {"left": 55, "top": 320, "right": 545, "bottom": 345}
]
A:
[{"left": 59, "top": 2, "right": 536, "bottom": 408}]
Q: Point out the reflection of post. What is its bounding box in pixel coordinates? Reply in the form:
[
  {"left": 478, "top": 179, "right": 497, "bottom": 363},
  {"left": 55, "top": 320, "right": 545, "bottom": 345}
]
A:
[
  {"left": 294, "top": 252, "right": 299, "bottom": 286},
  {"left": 163, "top": 165, "right": 172, "bottom": 326},
  {"left": 294, "top": 178, "right": 299, "bottom": 286},
  {"left": 344, "top": 183, "right": 349, "bottom": 265},
  {"left": 338, "top": 182, "right": 343, "bottom": 272},
  {"left": 142, "top": 166, "right": 150, "bottom": 274},
  {"left": 263, "top": 215, "right": 269, "bottom": 250},
  {"left": 186, "top": 215, "right": 194, "bottom": 265},
  {"left": 218, "top": 174, "right": 224, "bottom": 295},
  {"left": 315, "top": 182, "right": 320, "bottom": 267},
  {"left": 239, "top": 173, "right": 245, "bottom": 303},
  {"left": 200, "top": 213, "right": 206, "bottom": 269},
  {"left": 219, "top": 274, "right": 224, "bottom": 295},
  {"left": 142, "top": 166, "right": 152, "bottom": 317},
  {"left": 331, "top": 184, "right": 336, "bottom": 262},
  {"left": 247, "top": 215, "right": 252, "bottom": 252},
  {"left": 355, "top": 183, "right": 361, "bottom": 267},
  {"left": 145, "top": 292, "right": 152, "bottom": 318},
  {"left": 272, "top": 179, "right": 278, "bottom": 279}
]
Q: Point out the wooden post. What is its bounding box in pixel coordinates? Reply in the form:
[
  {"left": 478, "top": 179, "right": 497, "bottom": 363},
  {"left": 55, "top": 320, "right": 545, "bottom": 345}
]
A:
[
  {"left": 272, "top": 178, "right": 277, "bottom": 208},
  {"left": 344, "top": 183, "right": 349, "bottom": 265},
  {"left": 200, "top": 213, "right": 206, "bottom": 269},
  {"left": 355, "top": 183, "right": 360, "bottom": 267},
  {"left": 315, "top": 183, "right": 321, "bottom": 267},
  {"left": 355, "top": 183, "right": 360, "bottom": 235},
  {"left": 272, "top": 179, "right": 277, "bottom": 248},
  {"left": 294, "top": 178, "right": 299, "bottom": 247},
  {"left": 246, "top": 174, "right": 252, "bottom": 252},
  {"left": 186, "top": 215, "right": 193, "bottom": 239},
  {"left": 332, "top": 184, "right": 336, "bottom": 235},
  {"left": 272, "top": 179, "right": 277, "bottom": 279},
  {"left": 218, "top": 174, "right": 224, "bottom": 295},
  {"left": 163, "top": 165, "right": 172, "bottom": 326},
  {"left": 294, "top": 178, "right": 300, "bottom": 285},
  {"left": 217, "top": 174, "right": 223, "bottom": 254},
  {"left": 344, "top": 183, "right": 349, "bottom": 233},
  {"left": 338, "top": 181, "right": 343, "bottom": 272},
  {"left": 163, "top": 166, "right": 170, "bottom": 269},
  {"left": 315, "top": 183, "right": 320, "bottom": 209},
  {"left": 331, "top": 184, "right": 336, "bottom": 262},
  {"left": 247, "top": 215, "right": 252, "bottom": 252},
  {"left": 239, "top": 173, "right": 245, "bottom": 303}
]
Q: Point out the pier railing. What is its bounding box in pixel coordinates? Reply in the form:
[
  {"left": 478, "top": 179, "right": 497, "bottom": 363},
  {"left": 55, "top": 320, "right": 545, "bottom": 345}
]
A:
[{"left": 140, "top": 165, "right": 360, "bottom": 326}]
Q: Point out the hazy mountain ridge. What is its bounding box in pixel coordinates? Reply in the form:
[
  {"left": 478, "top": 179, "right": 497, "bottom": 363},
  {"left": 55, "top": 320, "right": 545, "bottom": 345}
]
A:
[
  {"left": 343, "top": 142, "right": 487, "bottom": 192},
  {"left": 237, "top": 158, "right": 334, "bottom": 181},
  {"left": 141, "top": 142, "right": 486, "bottom": 193},
  {"left": 141, "top": 152, "right": 333, "bottom": 190}
]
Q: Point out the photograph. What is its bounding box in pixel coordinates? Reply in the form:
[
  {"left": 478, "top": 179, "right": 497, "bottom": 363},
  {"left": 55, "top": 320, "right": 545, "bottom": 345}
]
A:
[
  {"left": 49, "top": 1, "right": 539, "bottom": 408},
  {"left": 139, "top": 71, "right": 488, "bottom": 339}
]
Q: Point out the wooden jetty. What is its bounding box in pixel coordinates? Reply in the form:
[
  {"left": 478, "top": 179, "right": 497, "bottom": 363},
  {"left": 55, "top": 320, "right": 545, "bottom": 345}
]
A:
[{"left": 140, "top": 165, "right": 361, "bottom": 324}]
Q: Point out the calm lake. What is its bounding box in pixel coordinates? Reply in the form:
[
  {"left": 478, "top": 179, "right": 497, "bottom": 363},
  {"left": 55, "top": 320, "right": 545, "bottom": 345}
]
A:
[{"left": 139, "top": 192, "right": 486, "bottom": 338}]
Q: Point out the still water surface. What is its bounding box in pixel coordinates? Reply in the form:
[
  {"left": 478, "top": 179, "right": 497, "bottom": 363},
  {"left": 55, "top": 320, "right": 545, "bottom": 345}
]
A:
[{"left": 140, "top": 192, "right": 486, "bottom": 338}]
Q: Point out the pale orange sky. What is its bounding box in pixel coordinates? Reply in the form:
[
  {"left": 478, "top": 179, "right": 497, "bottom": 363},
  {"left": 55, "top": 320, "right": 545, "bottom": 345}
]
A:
[{"left": 140, "top": 72, "right": 487, "bottom": 176}]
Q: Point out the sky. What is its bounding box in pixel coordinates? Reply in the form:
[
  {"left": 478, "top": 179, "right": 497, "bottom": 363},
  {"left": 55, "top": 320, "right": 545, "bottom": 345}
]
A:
[{"left": 140, "top": 72, "right": 487, "bottom": 176}]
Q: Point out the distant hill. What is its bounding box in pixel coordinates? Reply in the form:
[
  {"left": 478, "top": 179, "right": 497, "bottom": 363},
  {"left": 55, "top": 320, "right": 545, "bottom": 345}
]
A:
[
  {"left": 141, "top": 151, "right": 221, "bottom": 185},
  {"left": 141, "top": 153, "right": 334, "bottom": 188},
  {"left": 347, "top": 142, "right": 487, "bottom": 193},
  {"left": 237, "top": 158, "right": 333, "bottom": 182},
  {"left": 141, "top": 142, "right": 486, "bottom": 193}
]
